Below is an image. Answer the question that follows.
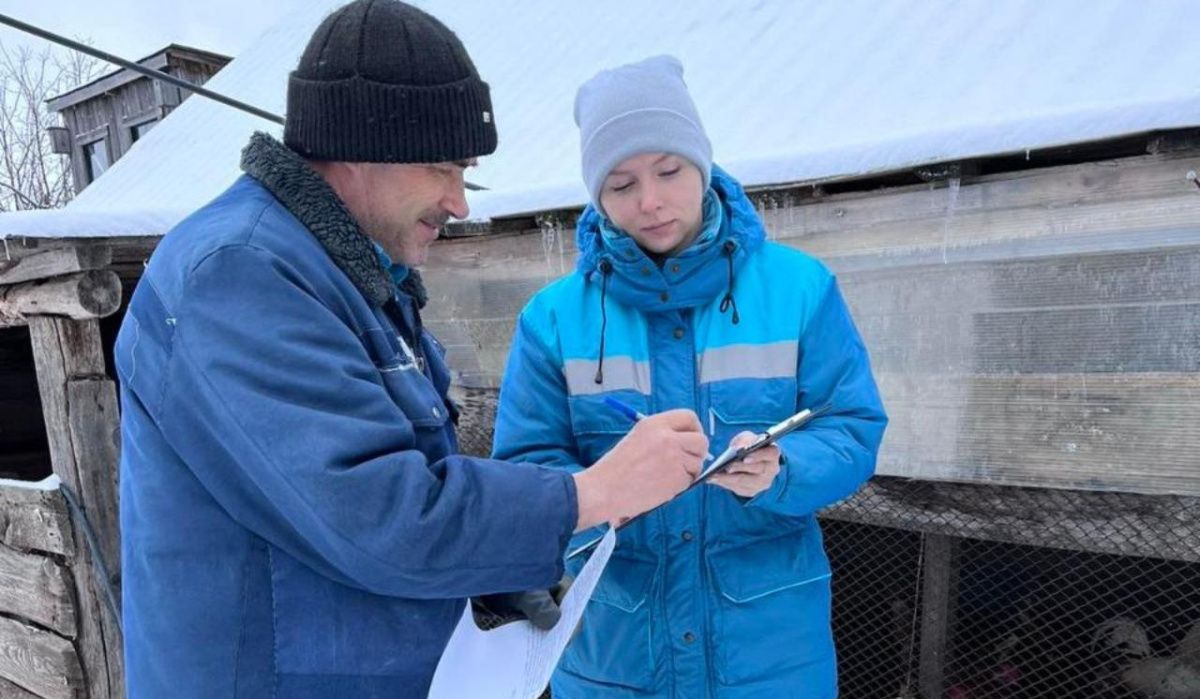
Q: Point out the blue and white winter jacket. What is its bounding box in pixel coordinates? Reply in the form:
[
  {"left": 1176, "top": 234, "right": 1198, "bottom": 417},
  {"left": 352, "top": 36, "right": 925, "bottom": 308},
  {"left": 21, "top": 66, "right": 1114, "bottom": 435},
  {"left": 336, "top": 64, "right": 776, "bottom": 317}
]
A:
[
  {"left": 116, "top": 134, "right": 577, "bottom": 698},
  {"left": 493, "top": 165, "right": 887, "bottom": 698}
]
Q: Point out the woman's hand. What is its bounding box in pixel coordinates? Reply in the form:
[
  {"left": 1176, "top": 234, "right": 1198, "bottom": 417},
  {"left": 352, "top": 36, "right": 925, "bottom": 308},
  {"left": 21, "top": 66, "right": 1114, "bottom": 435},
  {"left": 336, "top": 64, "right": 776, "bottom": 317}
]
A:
[{"left": 708, "top": 431, "right": 781, "bottom": 499}]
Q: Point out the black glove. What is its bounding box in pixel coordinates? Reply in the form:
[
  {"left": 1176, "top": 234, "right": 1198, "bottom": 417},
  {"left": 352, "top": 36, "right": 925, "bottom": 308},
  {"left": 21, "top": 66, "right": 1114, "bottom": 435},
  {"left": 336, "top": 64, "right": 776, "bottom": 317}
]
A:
[{"left": 471, "top": 576, "right": 574, "bottom": 631}]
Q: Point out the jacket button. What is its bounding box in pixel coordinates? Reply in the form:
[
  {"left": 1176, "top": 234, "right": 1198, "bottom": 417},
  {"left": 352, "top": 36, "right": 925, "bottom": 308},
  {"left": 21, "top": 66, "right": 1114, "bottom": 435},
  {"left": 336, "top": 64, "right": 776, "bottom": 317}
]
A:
[
  {"left": 670, "top": 263, "right": 681, "bottom": 273},
  {"left": 660, "top": 292, "right": 670, "bottom": 302},
  {"left": 681, "top": 530, "right": 693, "bottom": 542},
  {"left": 640, "top": 267, "right": 651, "bottom": 276},
  {"left": 673, "top": 327, "right": 685, "bottom": 340},
  {"left": 431, "top": 406, "right": 441, "bottom": 419},
  {"left": 683, "top": 631, "right": 696, "bottom": 644}
]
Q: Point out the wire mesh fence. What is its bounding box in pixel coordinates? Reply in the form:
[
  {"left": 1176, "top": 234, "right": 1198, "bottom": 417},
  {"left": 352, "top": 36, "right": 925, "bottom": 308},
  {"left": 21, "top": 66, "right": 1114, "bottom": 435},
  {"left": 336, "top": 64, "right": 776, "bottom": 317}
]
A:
[
  {"left": 823, "top": 482, "right": 1200, "bottom": 699},
  {"left": 452, "top": 388, "right": 1200, "bottom": 698}
]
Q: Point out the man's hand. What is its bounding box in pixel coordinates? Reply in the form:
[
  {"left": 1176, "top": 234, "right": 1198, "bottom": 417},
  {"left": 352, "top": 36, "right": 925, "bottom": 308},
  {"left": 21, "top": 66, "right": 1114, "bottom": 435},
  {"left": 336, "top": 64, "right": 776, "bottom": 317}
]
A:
[
  {"left": 708, "top": 430, "right": 781, "bottom": 499},
  {"left": 472, "top": 576, "right": 573, "bottom": 631},
  {"left": 573, "top": 409, "right": 708, "bottom": 531}
]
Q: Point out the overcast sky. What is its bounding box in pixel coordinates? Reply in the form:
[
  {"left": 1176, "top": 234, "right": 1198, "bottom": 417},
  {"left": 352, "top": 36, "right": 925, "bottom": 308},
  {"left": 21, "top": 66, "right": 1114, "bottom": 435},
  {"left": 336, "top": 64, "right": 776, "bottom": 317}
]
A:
[{"left": 2, "top": 0, "right": 295, "bottom": 65}]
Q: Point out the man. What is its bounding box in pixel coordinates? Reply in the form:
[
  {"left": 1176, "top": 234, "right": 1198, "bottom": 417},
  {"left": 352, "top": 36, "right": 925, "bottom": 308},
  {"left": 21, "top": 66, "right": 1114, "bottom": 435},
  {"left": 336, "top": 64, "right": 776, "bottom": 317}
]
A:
[{"left": 115, "top": 2, "right": 709, "bottom": 697}]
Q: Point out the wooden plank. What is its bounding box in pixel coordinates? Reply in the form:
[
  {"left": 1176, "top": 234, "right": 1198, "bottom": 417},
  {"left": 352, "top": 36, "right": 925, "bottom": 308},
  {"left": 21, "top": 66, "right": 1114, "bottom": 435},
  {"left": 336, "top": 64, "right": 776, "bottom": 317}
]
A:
[
  {"left": 0, "top": 616, "right": 82, "bottom": 699},
  {"left": 918, "top": 534, "right": 960, "bottom": 699},
  {"left": 762, "top": 152, "right": 1200, "bottom": 240},
  {"left": 0, "top": 271, "right": 122, "bottom": 327},
  {"left": 820, "top": 478, "right": 1200, "bottom": 563},
  {"left": 782, "top": 191, "right": 1200, "bottom": 262},
  {"left": 0, "top": 247, "right": 111, "bottom": 286},
  {"left": 1, "top": 237, "right": 158, "bottom": 283},
  {"left": 28, "top": 318, "right": 119, "bottom": 698},
  {"left": 0, "top": 544, "right": 75, "bottom": 637},
  {"left": 28, "top": 319, "right": 105, "bottom": 378},
  {"left": 0, "top": 485, "right": 74, "bottom": 558},
  {"left": 0, "top": 239, "right": 73, "bottom": 262},
  {"left": 65, "top": 379, "right": 121, "bottom": 581},
  {"left": 876, "top": 372, "right": 1200, "bottom": 495},
  {"left": 0, "top": 674, "right": 40, "bottom": 698},
  {"left": 105, "top": 236, "right": 159, "bottom": 272},
  {"left": 840, "top": 245, "right": 1200, "bottom": 319}
]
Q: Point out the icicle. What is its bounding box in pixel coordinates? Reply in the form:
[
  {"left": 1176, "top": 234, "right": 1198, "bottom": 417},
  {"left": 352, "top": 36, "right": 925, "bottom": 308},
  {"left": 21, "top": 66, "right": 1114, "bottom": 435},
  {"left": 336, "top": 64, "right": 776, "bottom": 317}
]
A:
[
  {"left": 536, "top": 213, "right": 567, "bottom": 280},
  {"left": 940, "top": 177, "right": 961, "bottom": 265}
]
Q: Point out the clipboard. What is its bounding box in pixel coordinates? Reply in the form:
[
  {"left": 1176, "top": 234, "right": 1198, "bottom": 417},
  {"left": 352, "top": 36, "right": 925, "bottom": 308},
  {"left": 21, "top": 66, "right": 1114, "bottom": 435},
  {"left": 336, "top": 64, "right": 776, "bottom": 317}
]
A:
[
  {"left": 696, "top": 405, "right": 827, "bottom": 481},
  {"left": 567, "top": 405, "right": 827, "bottom": 560}
]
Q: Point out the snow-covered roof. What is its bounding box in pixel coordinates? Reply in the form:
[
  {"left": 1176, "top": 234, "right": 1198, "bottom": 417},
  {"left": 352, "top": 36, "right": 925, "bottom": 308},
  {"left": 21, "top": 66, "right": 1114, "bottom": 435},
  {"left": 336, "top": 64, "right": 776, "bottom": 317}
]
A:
[{"left": 4, "top": 0, "right": 1199, "bottom": 238}]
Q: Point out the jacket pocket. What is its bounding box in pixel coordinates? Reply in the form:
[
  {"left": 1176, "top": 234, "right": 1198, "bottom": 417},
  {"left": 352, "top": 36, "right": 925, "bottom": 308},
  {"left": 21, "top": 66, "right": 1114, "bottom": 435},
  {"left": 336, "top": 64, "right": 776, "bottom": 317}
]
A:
[
  {"left": 704, "top": 381, "right": 800, "bottom": 543},
  {"left": 379, "top": 363, "right": 449, "bottom": 429},
  {"left": 567, "top": 392, "right": 647, "bottom": 465},
  {"left": 566, "top": 393, "right": 662, "bottom": 553},
  {"left": 559, "top": 555, "right": 663, "bottom": 691},
  {"left": 706, "top": 529, "right": 835, "bottom": 685},
  {"left": 706, "top": 378, "right": 796, "bottom": 450}
]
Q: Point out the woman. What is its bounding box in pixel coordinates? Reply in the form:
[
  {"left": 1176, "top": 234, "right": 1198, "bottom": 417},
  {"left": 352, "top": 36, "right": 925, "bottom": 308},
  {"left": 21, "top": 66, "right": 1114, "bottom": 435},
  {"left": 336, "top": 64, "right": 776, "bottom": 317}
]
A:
[{"left": 493, "top": 55, "right": 887, "bottom": 698}]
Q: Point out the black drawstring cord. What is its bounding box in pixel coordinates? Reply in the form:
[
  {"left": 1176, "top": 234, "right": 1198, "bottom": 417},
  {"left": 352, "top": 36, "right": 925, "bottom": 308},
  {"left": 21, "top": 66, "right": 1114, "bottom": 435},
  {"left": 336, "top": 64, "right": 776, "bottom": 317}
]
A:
[
  {"left": 719, "top": 241, "right": 741, "bottom": 325},
  {"left": 594, "top": 259, "right": 613, "bottom": 384}
]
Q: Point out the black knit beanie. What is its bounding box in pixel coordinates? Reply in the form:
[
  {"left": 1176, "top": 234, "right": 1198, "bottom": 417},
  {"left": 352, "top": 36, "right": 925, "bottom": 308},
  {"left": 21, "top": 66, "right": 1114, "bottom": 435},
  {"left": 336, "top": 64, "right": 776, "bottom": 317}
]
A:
[{"left": 284, "top": 0, "right": 497, "bottom": 163}]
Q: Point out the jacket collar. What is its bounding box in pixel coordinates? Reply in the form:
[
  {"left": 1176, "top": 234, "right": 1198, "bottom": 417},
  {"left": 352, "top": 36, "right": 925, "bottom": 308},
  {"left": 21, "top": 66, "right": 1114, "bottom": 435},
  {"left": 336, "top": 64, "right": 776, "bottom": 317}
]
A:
[
  {"left": 574, "top": 163, "right": 765, "bottom": 312},
  {"left": 239, "top": 132, "right": 427, "bottom": 308}
]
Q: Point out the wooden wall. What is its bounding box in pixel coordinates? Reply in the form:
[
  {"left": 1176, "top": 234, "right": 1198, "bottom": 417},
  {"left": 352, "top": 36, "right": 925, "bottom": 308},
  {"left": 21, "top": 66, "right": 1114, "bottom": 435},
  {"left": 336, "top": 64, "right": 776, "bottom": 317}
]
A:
[
  {"left": 423, "top": 149, "right": 1200, "bottom": 496},
  {"left": 0, "top": 243, "right": 124, "bottom": 698},
  {"left": 0, "top": 484, "right": 82, "bottom": 699}
]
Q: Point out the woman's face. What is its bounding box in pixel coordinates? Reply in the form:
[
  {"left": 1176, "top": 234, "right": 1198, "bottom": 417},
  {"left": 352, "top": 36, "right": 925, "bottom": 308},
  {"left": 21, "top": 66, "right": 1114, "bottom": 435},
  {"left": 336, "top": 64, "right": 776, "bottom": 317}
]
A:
[{"left": 599, "top": 153, "right": 705, "bottom": 257}]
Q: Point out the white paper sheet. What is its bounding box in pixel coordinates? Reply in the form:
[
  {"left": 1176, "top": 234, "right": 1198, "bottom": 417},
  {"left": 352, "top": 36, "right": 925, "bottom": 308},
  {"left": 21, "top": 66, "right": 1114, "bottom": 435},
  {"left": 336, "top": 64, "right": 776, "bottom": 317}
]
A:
[{"left": 427, "top": 528, "right": 617, "bottom": 699}]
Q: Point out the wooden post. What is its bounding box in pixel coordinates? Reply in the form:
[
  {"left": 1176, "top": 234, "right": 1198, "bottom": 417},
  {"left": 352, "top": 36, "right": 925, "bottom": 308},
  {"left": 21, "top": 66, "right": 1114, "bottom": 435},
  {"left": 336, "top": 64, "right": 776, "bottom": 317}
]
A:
[
  {"left": 919, "top": 533, "right": 961, "bottom": 698},
  {"left": 28, "top": 316, "right": 123, "bottom": 699}
]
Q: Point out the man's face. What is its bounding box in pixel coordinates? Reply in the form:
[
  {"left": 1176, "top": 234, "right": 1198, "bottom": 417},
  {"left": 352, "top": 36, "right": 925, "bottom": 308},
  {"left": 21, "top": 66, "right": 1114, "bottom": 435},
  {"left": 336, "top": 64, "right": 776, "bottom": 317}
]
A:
[{"left": 355, "top": 160, "right": 473, "bottom": 267}]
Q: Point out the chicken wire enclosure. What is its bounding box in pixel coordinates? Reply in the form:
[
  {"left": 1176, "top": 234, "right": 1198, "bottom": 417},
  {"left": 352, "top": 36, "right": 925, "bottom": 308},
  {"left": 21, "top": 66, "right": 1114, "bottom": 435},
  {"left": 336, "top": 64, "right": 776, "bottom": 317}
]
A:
[
  {"left": 822, "top": 480, "right": 1200, "bottom": 699},
  {"left": 451, "top": 386, "right": 500, "bottom": 459},
  {"left": 824, "top": 519, "right": 924, "bottom": 697}
]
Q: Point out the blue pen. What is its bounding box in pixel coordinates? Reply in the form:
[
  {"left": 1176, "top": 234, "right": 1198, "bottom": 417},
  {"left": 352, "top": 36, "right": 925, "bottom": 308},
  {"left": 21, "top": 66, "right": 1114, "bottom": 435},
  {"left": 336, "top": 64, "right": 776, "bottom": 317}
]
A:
[{"left": 603, "top": 396, "right": 715, "bottom": 460}]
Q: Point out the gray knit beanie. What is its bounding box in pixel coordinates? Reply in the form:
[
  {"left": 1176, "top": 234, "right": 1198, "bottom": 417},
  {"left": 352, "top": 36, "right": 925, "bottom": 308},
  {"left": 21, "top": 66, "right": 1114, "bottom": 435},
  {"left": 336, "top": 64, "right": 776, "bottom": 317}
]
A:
[{"left": 574, "top": 55, "right": 712, "bottom": 212}]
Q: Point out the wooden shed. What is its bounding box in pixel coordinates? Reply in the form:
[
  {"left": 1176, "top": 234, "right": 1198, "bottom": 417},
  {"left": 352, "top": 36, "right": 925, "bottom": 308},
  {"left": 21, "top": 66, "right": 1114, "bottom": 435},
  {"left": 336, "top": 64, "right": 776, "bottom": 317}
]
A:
[
  {"left": 46, "top": 45, "right": 230, "bottom": 194},
  {"left": 1, "top": 1, "right": 1199, "bottom": 696}
]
